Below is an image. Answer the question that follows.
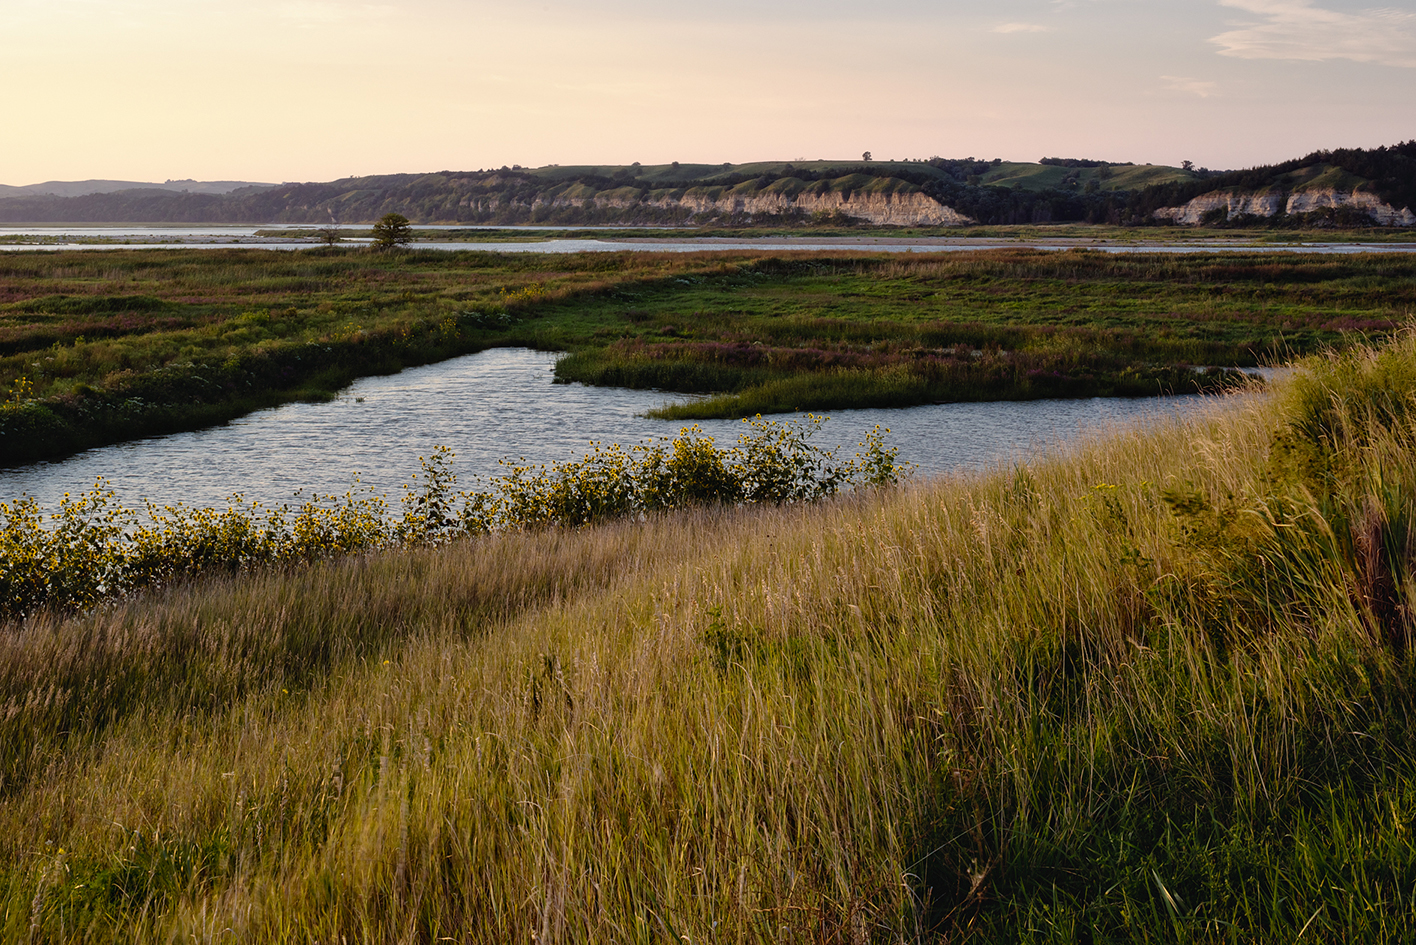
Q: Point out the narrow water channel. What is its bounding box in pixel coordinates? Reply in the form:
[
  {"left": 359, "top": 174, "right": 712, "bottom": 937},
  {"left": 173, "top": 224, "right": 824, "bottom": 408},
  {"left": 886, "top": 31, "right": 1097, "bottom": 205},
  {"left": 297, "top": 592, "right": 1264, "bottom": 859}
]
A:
[{"left": 0, "top": 348, "right": 1238, "bottom": 512}]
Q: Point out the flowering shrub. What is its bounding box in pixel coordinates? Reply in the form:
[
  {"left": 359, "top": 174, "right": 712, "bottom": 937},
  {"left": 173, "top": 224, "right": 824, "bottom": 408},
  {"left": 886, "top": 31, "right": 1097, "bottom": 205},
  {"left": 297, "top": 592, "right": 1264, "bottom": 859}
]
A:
[
  {"left": 0, "top": 417, "right": 906, "bottom": 619},
  {"left": 3, "top": 376, "right": 35, "bottom": 408},
  {"left": 499, "top": 284, "right": 546, "bottom": 307}
]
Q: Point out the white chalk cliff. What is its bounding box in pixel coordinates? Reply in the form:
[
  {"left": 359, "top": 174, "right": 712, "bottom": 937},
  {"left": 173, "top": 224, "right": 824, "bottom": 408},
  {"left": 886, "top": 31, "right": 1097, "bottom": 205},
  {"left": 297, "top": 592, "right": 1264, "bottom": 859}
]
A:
[
  {"left": 1283, "top": 189, "right": 1416, "bottom": 226},
  {"left": 647, "top": 190, "right": 973, "bottom": 226},
  {"left": 459, "top": 188, "right": 972, "bottom": 226},
  {"left": 1155, "top": 188, "right": 1414, "bottom": 226}
]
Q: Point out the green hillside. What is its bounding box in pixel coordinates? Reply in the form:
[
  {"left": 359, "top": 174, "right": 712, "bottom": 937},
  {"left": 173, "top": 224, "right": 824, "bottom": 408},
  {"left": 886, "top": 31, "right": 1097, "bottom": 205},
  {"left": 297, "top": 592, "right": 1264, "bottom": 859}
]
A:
[
  {"left": 980, "top": 161, "right": 1195, "bottom": 192},
  {"left": 528, "top": 160, "right": 965, "bottom": 185},
  {"left": 0, "top": 157, "right": 1192, "bottom": 227},
  {"left": 1131, "top": 142, "right": 1416, "bottom": 222},
  {"left": 0, "top": 144, "right": 1410, "bottom": 227}
]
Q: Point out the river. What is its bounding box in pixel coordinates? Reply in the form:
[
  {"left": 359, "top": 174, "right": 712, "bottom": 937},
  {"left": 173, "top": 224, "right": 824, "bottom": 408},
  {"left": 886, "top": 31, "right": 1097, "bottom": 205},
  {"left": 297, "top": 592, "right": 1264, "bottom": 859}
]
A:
[
  {"left": 1, "top": 225, "right": 1413, "bottom": 254},
  {"left": 0, "top": 348, "right": 1248, "bottom": 513}
]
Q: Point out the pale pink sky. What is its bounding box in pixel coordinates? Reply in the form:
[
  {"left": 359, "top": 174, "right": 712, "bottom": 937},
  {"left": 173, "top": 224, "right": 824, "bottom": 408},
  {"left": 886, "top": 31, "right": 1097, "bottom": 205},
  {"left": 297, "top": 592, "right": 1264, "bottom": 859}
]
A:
[{"left": 1, "top": 0, "right": 1413, "bottom": 185}]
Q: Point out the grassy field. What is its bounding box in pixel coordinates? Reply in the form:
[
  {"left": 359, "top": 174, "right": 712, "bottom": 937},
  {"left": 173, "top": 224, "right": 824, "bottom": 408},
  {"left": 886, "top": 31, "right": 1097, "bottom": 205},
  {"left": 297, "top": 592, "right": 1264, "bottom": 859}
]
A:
[
  {"left": 4, "top": 247, "right": 1415, "bottom": 464},
  {"left": 2, "top": 330, "right": 1415, "bottom": 941}
]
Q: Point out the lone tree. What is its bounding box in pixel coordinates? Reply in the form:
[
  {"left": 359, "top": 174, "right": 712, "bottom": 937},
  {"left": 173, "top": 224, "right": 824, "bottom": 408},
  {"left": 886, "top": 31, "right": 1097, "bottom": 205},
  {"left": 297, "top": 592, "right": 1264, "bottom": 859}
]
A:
[
  {"left": 371, "top": 212, "right": 412, "bottom": 250},
  {"left": 314, "top": 225, "right": 343, "bottom": 246}
]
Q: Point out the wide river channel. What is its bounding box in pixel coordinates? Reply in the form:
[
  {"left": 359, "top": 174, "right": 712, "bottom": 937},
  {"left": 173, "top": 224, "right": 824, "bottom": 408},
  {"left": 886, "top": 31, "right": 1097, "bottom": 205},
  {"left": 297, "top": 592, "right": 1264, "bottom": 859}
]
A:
[
  {"left": 0, "top": 348, "right": 1251, "bottom": 513},
  {"left": 2, "top": 225, "right": 1414, "bottom": 255}
]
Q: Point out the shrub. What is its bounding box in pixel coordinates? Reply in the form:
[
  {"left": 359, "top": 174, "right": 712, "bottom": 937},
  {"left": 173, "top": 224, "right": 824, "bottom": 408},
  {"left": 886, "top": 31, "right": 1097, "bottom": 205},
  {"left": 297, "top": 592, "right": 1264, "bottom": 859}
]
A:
[
  {"left": 370, "top": 213, "right": 412, "bottom": 250},
  {"left": 0, "top": 417, "right": 906, "bottom": 619}
]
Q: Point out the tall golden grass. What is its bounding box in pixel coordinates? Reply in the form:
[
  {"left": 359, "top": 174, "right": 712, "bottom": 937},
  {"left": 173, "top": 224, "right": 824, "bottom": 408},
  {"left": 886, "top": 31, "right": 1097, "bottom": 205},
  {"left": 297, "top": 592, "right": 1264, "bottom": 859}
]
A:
[{"left": 4, "top": 330, "right": 1416, "bottom": 941}]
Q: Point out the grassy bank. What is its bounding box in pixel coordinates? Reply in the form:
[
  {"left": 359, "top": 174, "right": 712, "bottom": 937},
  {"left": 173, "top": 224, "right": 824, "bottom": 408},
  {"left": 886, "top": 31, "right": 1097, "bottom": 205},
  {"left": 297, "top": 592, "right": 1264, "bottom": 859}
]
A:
[
  {"left": 3, "top": 330, "right": 1416, "bottom": 940},
  {"left": 248, "top": 224, "right": 1416, "bottom": 243},
  {"left": 0, "top": 248, "right": 666, "bottom": 465},
  {"left": 549, "top": 250, "right": 1412, "bottom": 418},
  {"left": 4, "top": 248, "right": 1414, "bottom": 464}
]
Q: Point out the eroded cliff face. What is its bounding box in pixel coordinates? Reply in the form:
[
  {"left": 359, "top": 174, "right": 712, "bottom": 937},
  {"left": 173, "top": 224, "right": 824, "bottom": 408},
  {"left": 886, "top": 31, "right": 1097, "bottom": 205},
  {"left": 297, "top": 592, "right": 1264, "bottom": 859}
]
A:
[
  {"left": 460, "top": 189, "right": 972, "bottom": 226},
  {"left": 1154, "top": 188, "right": 1415, "bottom": 226},
  {"left": 1284, "top": 190, "right": 1416, "bottom": 226},
  {"left": 648, "top": 189, "right": 973, "bottom": 225},
  {"left": 1152, "top": 191, "right": 1285, "bottom": 225}
]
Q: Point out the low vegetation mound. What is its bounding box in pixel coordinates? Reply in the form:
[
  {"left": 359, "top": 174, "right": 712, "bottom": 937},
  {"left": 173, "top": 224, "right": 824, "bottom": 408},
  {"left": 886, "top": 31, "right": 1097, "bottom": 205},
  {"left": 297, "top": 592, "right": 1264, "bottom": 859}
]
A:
[{"left": 2, "top": 328, "right": 1416, "bottom": 940}]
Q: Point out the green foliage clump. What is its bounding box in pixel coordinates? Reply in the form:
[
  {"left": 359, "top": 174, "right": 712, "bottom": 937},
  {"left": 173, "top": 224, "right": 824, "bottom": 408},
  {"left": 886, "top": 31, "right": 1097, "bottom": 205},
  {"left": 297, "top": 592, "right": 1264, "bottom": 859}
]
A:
[
  {"left": 491, "top": 416, "right": 901, "bottom": 529},
  {"left": 0, "top": 417, "right": 905, "bottom": 620},
  {"left": 370, "top": 212, "right": 412, "bottom": 250}
]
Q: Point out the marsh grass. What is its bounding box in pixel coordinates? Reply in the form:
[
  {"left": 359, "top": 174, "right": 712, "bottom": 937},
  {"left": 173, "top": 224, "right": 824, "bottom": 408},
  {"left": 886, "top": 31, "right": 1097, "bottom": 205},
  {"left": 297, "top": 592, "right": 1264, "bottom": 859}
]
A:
[
  {"left": 0, "top": 249, "right": 711, "bottom": 464},
  {"left": 6, "top": 248, "right": 1414, "bottom": 463},
  {"left": 641, "top": 361, "right": 1255, "bottom": 420},
  {"left": 3, "top": 333, "right": 1416, "bottom": 941},
  {"left": 551, "top": 249, "right": 1415, "bottom": 417}
]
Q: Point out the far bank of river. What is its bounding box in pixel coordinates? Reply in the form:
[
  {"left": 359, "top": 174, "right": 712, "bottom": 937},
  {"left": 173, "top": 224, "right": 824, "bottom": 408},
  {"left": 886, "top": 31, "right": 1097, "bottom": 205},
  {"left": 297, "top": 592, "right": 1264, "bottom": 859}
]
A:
[{"left": 0, "top": 348, "right": 1250, "bottom": 514}]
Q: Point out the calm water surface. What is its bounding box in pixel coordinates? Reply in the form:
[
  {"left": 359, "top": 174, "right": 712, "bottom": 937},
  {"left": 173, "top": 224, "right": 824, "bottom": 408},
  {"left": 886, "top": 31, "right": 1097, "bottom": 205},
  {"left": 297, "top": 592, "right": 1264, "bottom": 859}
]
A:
[
  {"left": 1, "top": 226, "right": 1412, "bottom": 254},
  {"left": 0, "top": 348, "right": 1237, "bottom": 511}
]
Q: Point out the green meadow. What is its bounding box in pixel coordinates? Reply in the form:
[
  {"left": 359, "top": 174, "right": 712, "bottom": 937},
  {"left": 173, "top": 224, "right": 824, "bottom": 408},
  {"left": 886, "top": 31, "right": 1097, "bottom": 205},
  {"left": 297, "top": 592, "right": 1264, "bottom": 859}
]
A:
[
  {"left": 4, "top": 247, "right": 1414, "bottom": 464},
  {"left": 3, "top": 329, "right": 1416, "bottom": 940}
]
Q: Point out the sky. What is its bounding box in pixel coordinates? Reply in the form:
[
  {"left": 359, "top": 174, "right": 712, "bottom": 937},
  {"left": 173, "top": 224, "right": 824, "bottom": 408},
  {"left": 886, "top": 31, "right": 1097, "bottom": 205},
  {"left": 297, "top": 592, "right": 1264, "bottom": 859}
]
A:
[{"left": 1, "top": 0, "right": 1413, "bottom": 185}]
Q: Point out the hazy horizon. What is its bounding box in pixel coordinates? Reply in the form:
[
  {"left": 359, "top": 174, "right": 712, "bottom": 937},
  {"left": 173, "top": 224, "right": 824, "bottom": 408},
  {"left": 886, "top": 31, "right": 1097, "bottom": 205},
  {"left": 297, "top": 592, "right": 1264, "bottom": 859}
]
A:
[{"left": 3, "top": 0, "right": 1413, "bottom": 186}]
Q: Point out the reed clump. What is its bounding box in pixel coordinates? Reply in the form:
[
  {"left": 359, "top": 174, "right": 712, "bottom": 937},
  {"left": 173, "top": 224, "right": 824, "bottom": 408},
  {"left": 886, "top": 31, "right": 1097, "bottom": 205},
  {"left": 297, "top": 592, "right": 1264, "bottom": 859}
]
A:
[{"left": 2, "top": 331, "right": 1416, "bottom": 941}]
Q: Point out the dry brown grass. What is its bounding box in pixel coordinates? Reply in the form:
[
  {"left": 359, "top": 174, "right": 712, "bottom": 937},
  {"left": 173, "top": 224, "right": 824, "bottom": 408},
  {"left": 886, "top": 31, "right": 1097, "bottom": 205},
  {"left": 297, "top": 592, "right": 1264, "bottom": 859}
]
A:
[{"left": 5, "top": 352, "right": 1416, "bottom": 940}]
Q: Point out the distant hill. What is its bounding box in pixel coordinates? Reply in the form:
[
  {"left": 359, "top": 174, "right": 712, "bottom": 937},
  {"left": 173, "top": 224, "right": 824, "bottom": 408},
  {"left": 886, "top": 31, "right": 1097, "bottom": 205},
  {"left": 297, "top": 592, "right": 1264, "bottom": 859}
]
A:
[
  {"left": 0, "top": 159, "right": 1199, "bottom": 227},
  {"left": 0, "top": 179, "right": 276, "bottom": 199},
  {"left": 0, "top": 147, "right": 1410, "bottom": 227}
]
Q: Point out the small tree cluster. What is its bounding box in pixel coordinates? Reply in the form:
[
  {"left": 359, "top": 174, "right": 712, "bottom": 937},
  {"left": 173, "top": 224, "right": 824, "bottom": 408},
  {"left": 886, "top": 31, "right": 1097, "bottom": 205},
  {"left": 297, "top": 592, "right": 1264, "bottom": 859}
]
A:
[{"left": 371, "top": 212, "right": 412, "bottom": 250}]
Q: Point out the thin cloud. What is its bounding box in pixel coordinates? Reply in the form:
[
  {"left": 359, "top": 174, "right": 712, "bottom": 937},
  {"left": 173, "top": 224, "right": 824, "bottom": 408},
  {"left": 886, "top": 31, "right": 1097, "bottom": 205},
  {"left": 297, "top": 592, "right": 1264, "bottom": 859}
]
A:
[
  {"left": 1211, "top": 0, "right": 1416, "bottom": 67},
  {"left": 1161, "top": 75, "right": 1220, "bottom": 97},
  {"left": 992, "top": 22, "right": 1053, "bottom": 33}
]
